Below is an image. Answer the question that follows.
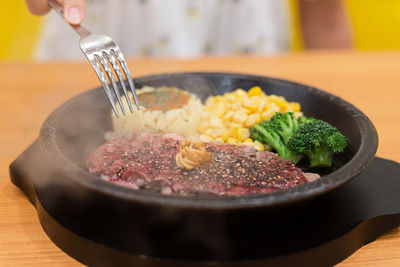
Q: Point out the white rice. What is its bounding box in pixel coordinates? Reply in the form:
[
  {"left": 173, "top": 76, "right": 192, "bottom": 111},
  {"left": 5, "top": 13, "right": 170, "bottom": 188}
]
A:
[{"left": 112, "top": 86, "right": 203, "bottom": 137}]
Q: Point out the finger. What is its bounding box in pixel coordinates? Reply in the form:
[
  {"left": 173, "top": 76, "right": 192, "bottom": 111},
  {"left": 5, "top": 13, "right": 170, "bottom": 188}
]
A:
[
  {"left": 63, "top": 0, "right": 86, "bottom": 25},
  {"left": 25, "top": 0, "right": 51, "bottom": 16}
]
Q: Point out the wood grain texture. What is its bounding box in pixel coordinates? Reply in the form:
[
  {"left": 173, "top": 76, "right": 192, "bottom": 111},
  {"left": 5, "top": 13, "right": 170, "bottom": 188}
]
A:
[{"left": 0, "top": 51, "right": 399, "bottom": 266}]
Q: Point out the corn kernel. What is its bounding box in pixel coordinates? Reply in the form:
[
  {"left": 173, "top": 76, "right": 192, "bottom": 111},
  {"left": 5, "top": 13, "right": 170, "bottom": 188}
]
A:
[
  {"left": 252, "top": 113, "right": 261, "bottom": 123},
  {"left": 198, "top": 87, "right": 301, "bottom": 146},
  {"left": 231, "top": 102, "right": 242, "bottom": 111},
  {"left": 214, "top": 137, "right": 224, "bottom": 143},
  {"left": 271, "top": 97, "right": 288, "bottom": 111},
  {"left": 236, "top": 128, "right": 250, "bottom": 141},
  {"left": 244, "top": 138, "right": 253, "bottom": 143},
  {"left": 248, "top": 86, "right": 263, "bottom": 97},
  {"left": 223, "top": 110, "right": 234, "bottom": 120},
  {"left": 257, "top": 100, "right": 266, "bottom": 113},
  {"left": 233, "top": 111, "right": 247, "bottom": 124},
  {"left": 211, "top": 128, "right": 223, "bottom": 138},
  {"left": 204, "top": 128, "right": 214, "bottom": 137},
  {"left": 223, "top": 120, "right": 231, "bottom": 127},
  {"left": 204, "top": 106, "right": 213, "bottom": 112},
  {"left": 229, "top": 123, "right": 243, "bottom": 130},
  {"left": 212, "top": 104, "right": 226, "bottom": 117},
  {"left": 209, "top": 117, "right": 223, "bottom": 128},
  {"left": 261, "top": 103, "right": 271, "bottom": 112},
  {"left": 240, "top": 108, "right": 251, "bottom": 115},
  {"left": 253, "top": 140, "right": 265, "bottom": 151},
  {"left": 261, "top": 110, "right": 276, "bottom": 121},
  {"left": 197, "top": 122, "right": 209, "bottom": 133},
  {"left": 227, "top": 138, "right": 240, "bottom": 145},
  {"left": 245, "top": 113, "right": 262, "bottom": 127},
  {"left": 234, "top": 89, "right": 247, "bottom": 96},
  {"left": 269, "top": 103, "right": 280, "bottom": 112},
  {"left": 226, "top": 93, "right": 236, "bottom": 102},
  {"left": 244, "top": 117, "right": 256, "bottom": 128},
  {"left": 241, "top": 141, "right": 254, "bottom": 147},
  {"left": 288, "top": 102, "right": 301, "bottom": 112},
  {"left": 294, "top": 111, "right": 304, "bottom": 118},
  {"left": 205, "top": 96, "right": 215, "bottom": 106},
  {"left": 214, "top": 95, "right": 222, "bottom": 103},
  {"left": 221, "top": 129, "right": 231, "bottom": 141},
  {"left": 244, "top": 97, "right": 261, "bottom": 113},
  {"left": 224, "top": 101, "right": 232, "bottom": 109}
]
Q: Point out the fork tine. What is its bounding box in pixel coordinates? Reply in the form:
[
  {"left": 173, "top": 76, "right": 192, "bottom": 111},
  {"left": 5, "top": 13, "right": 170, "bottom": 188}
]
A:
[
  {"left": 105, "top": 51, "right": 134, "bottom": 113},
  {"left": 113, "top": 50, "right": 140, "bottom": 110},
  {"left": 96, "top": 54, "right": 126, "bottom": 116},
  {"left": 88, "top": 57, "right": 120, "bottom": 118}
]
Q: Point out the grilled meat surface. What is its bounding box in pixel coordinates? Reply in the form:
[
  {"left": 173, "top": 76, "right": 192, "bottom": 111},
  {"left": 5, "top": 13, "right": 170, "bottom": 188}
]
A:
[{"left": 86, "top": 133, "right": 310, "bottom": 196}]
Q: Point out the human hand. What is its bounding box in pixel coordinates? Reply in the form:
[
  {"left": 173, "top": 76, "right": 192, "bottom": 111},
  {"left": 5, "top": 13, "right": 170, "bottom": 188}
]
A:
[{"left": 25, "top": 0, "right": 86, "bottom": 25}]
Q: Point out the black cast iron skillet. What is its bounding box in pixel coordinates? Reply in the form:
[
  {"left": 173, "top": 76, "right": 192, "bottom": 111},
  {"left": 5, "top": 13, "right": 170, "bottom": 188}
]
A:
[{"left": 23, "top": 72, "right": 378, "bottom": 264}]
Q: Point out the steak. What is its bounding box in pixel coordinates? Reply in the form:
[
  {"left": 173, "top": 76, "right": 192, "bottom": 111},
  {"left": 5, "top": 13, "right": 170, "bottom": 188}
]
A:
[{"left": 86, "top": 132, "right": 313, "bottom": 196}]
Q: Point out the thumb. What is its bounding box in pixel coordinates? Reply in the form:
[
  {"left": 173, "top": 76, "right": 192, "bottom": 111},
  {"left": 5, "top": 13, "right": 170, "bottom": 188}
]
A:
[
  {"left": 25, "top": 0, "right": 51, "bottom": 16},
  {"left": 63, "top": 0, "right": 86, "bottom": 25}
]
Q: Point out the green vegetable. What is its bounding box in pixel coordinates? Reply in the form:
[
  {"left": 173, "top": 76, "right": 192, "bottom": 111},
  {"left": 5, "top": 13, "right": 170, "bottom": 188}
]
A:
[
  {"left": 297, "top": 115, "right": 315, "bottom": 126},
  {"left": 250, "top": 112, "right": 304, "bottom": 164},
  {"left": 287, "top": 120, "right": 347, "bottom": 167}
]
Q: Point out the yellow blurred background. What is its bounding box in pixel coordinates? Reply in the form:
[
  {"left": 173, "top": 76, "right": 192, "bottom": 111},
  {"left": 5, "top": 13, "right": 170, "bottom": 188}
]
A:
[
  {"left": 0, "top": 1, "right": 42, "bottom": 60},
  {"left": 2, "top": 0, "right": 400, "bottom": 60}
]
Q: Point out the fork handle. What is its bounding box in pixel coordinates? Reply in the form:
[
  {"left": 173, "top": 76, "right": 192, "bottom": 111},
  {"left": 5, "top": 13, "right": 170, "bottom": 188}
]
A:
[{"left": 48, "top": 0, "right": 91, "bottom": 37}]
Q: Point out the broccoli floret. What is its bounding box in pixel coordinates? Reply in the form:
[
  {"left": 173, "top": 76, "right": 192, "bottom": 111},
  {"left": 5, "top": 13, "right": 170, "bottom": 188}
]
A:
[
  {"left": 287, "top": 120, "right": 347, "bottom": 167},
  {"left": 250, "top": 112, "right": 303, "bottom": 164},
  {"left": 298, "top": 116, "right": 315, "bottom": 127},
  {"left": 269, "top": 112, "right": 299, "bottom": 144}
]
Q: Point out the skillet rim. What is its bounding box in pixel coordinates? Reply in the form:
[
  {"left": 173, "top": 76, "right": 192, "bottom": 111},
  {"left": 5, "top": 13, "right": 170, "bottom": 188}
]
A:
[{"left": 38, "top": 72, "right": 378, "bottom": 209}]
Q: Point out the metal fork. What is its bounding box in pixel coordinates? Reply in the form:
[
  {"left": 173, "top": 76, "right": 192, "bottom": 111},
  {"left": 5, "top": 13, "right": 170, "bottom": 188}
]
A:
[{"left": 48, "top": 0, "right": 140, "bottom": 118}]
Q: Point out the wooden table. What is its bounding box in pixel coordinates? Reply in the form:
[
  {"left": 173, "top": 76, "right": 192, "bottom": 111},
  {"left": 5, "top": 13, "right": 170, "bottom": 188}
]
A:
[{"left": 1, "top": 51, "right": 399, "bottom": 266}]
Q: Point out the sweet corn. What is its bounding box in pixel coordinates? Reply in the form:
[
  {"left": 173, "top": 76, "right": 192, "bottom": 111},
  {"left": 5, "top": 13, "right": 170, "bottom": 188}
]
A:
[
  {"left": 261, "top": 109, "right": 276, "bottom": 121},
  {"left": 244, "top": 97, "right": 261, "bottom": 113},
  {"left": 234, "top": 89, "right": 247, "bottom": 96},
  {"left": 245, "top": 113, "right": 262, "bottom": 127},
  {"left": 294, "top": 111, "right": 304, "bottom": 118},
  {"left": 243, "top": 138, "right": 253, "bottom": 143},
  {"left": 204, "top": 128, "right": 214, "bottom": 137},
  {"left": 205, "top": 96, "right": 215, "bottom": 106},
  {"left": 214, "top": 95, "right": 223, "bottom": 103},
  {"left": 233, "top": 111, "right": 247, "bottom": 124},
  {"left": 214, "top": 137, "right": 224, "bottom": 143},
  {"left": 231, "top": 102, "right": 242, "bottom": 111},
  {"left": 221, "top": 129, "right": 231, "bottom": 141},
  {"left": 248, "top": 86, "right": 263, "bottom": 97},
  {"left": 229, "top": 122, "right": 243, "bottom": 130},
  {"left": 288, "top": 102, "right": 301, "bottom": 112},
  {"left": 224, "top": 101, "right": 232, "bottom": 109},
  {"left": 253, "top": 140, "right": 265, "bottom": 151},
  {"left": 197, "top": 87, "right": 302, "bottom": 146},
  {"left": 211, "top": 104, "right": 226, "bottom": 117},
  {"left": 227, "top": 138, "right": 240, "bottom": 144},
  {"left": 269, "top": 95, "right": 289, "bottom": 112},
  {"left": 226, "top": 93, "right": 237, "bottom": 103},
  {"left": 236, "top": 128, "right": 250, "bottom": 141},
  {"left": 197, "top": 122, "right": 209, "bottom": 133},
  {"left": 209, "top": 117, "right": 223, "bottom": 128},
  {"left": 223, "top": 110, "right": 234, "bottom": 120},
  {"left": 241, "top": 141, "right": 254, "bottom": 147}
]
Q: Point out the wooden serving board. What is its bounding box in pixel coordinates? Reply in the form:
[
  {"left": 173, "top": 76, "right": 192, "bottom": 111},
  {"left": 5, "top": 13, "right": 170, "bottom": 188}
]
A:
[{"left": 9, "top": 140, "right": 400, "bottom": 267}]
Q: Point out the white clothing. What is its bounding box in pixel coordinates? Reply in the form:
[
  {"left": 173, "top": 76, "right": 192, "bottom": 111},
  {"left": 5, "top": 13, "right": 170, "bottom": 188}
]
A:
[{"left": 35, "top": 0, "right": 289, "bottom": 61}]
